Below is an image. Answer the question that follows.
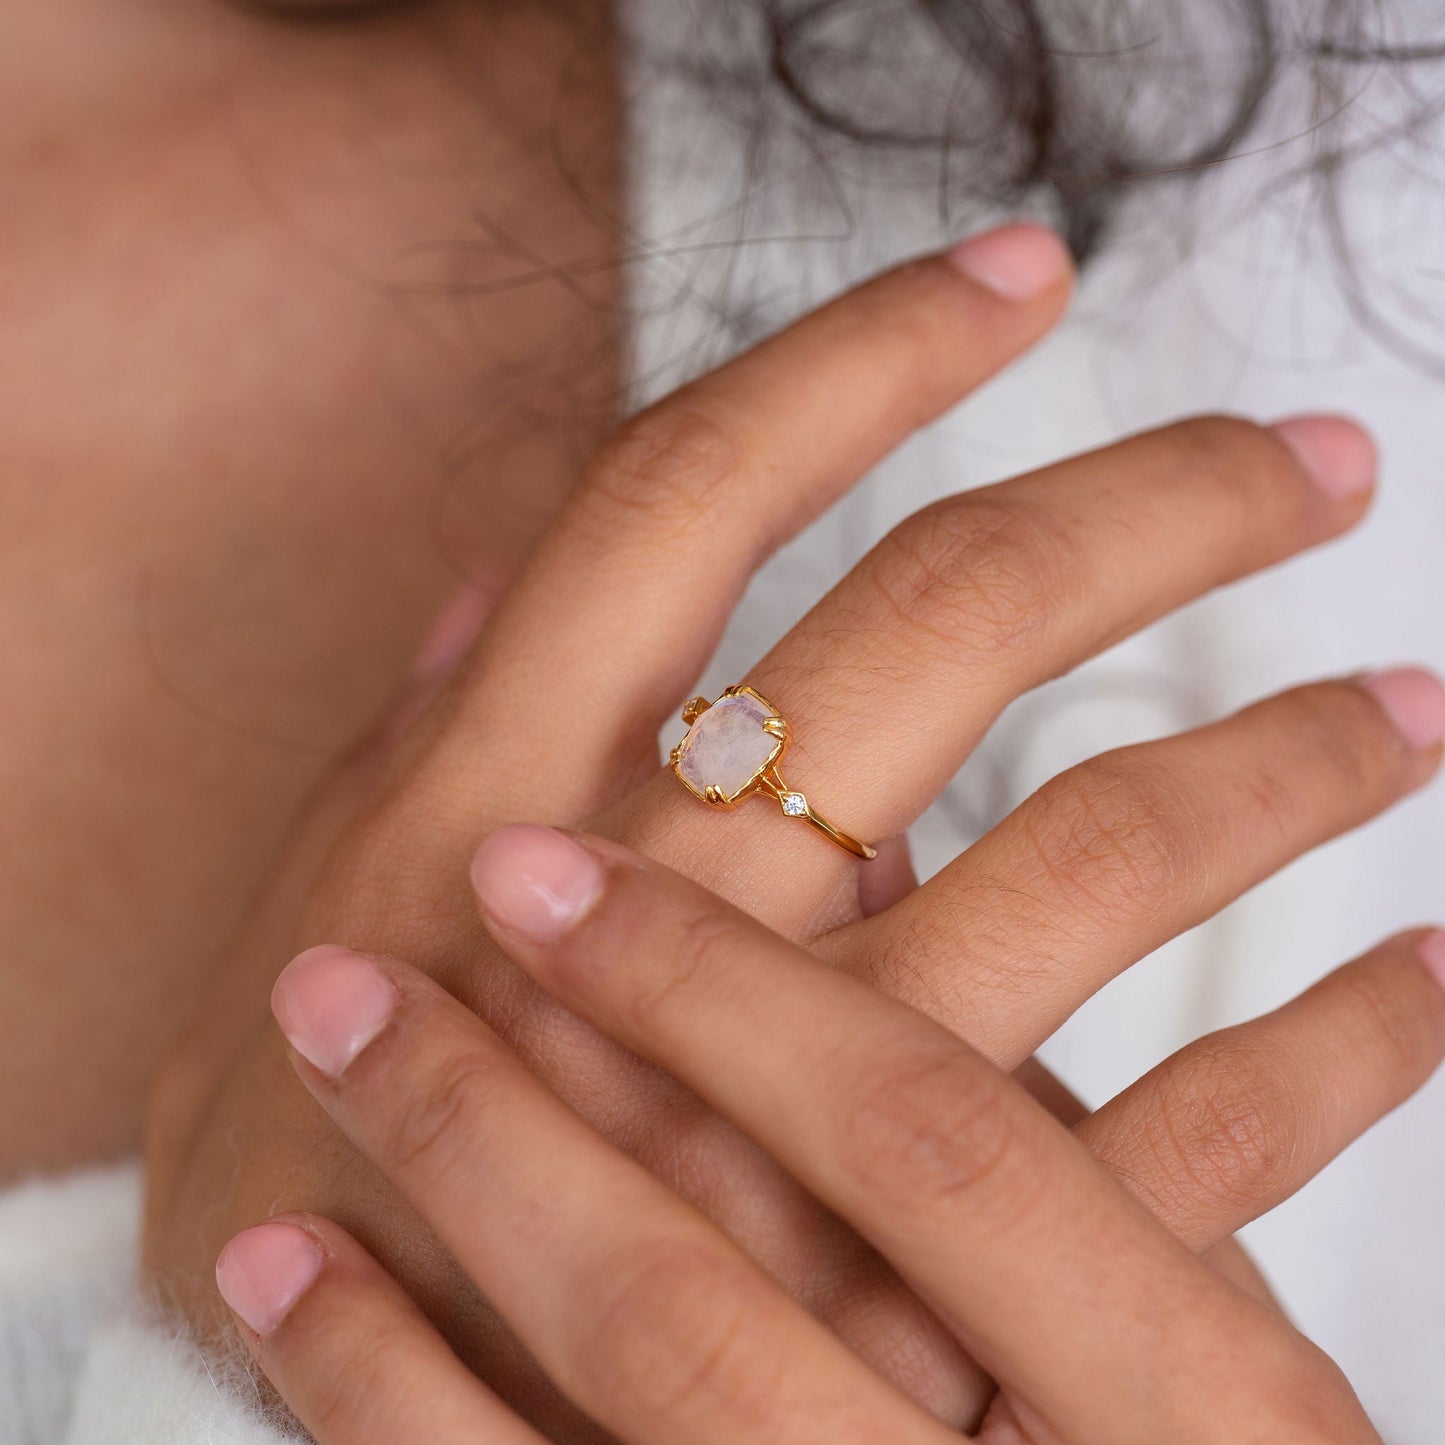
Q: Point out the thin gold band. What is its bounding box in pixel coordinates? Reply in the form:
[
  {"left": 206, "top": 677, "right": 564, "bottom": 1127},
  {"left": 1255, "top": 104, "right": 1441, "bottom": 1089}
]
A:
[
  {"left": 669, "top": 686, "right": 877, "bottom": 861},
  {"left": 755, "top": 766, "right": 876, "bottom": 859}
]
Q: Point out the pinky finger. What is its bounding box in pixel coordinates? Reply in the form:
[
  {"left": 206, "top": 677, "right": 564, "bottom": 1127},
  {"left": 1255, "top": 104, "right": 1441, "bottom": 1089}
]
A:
[
  {"left": 216, "top": 1215, "right": 545, "bottom": 1445},
  {"left": 1079, "top": 929, "right": 1445, "bottom": 1254}
]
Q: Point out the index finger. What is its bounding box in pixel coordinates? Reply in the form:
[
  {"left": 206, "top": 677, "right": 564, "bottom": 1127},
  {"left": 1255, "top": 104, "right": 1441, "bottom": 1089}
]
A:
[
  {"left": 471, "top": 825, "right": 1374, "bottom": 1445},
  {"left": 409, "top": 225, "right": 1073, "bottom": 822}
]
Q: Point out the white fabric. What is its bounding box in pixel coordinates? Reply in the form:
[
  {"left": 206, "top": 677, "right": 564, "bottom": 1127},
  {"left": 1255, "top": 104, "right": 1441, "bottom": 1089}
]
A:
[
  {"left": 63, "top": 1308, "right": 299, "bottom": 1445},
  {"left": 0, "top": 1163, "right": 297, "bottom": 1445},
  {"left": 6, "top": 5, "right": 1445, "bottom": 1440},
  {"left": 0, "top": 1163, "right": 138, "bottom": 1445}
]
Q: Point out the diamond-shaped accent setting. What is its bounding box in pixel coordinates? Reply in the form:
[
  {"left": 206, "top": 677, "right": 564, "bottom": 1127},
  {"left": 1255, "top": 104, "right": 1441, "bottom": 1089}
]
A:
[{"left": 780, "top": 792, "right": 808, "bottom": 817}]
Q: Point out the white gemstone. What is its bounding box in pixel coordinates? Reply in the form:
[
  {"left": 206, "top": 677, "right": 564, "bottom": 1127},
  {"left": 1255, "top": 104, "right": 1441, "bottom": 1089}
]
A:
[
  {"left": 781, "top": 792, "right": 808, "bottom": 816},
  {"left": 676, "top": 692, "right": 780, "bottom": 802}
]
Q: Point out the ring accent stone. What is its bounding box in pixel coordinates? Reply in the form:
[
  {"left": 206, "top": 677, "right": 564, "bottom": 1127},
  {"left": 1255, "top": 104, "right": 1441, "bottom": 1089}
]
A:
[{"left": 669, "top": 686, "right": 876, "bottom": 860}]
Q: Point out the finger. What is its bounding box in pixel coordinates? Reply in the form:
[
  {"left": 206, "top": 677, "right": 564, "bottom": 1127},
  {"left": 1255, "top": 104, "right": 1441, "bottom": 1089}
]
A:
[
  {"left": 1011, "top": 1058, "right": 1280, "bottom": 1307},
  {"left": 268, "top": 947, "right": 964, "bottom": 1445},
  {"left": 857, "top": 833, "right": 918, "bottom": 918},
  {"left": 1080, "top": 929, "right": 1445, "bottom": 1253},
  {"left": 854, "top": 670, "right": 1445, "bottom": 1064},
  {"left": 408, "top": 225, "right": 1073, "bottom": 818},
  {"left": 1204, "top": 1238, "right": 1280, "bottom": 1310},
  {"left": 215, "top": 1215, "right": 541, "bottom": 1445},
  {"left": 475, "top": 826, "right": 1367, "bottom": 1444},
  {"left": 621, "top": 412, "right": 1376, "bottom": 881},
  {"left": 1011, "top": 1056, "right": 1087, "bottom": 1125}
]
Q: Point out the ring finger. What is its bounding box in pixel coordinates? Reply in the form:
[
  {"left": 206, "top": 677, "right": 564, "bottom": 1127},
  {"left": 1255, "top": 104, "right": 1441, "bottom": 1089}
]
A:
[
  {"left": 848, "top": 669, "right": 1445, "bottom": 1064},
  {"left": 1080, "top": 927, "right": 1445, "bottom": 1252},
  {"left": 609, "top": 412, "right": 1377, "bottom": 899}
]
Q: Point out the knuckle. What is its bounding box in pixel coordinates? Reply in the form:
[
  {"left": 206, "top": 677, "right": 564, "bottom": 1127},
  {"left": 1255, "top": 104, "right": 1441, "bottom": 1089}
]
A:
[
  {"left": 1265, "top": 682, "right": 1405, "bottom": 799},
  {"left": 577, "top": 1243, "right": 777, "bottom": 1424},
  {"left": 1328, "top": 959, "right": 1441, "bottom": 1079},
  {"left": 1256, "top": 1344, "right": 1369, "bottom": 1440},
  {"left": 1024, "top": 752, "right": 1210, "bottom": 921},
  {"left": 581, "top": 405, "right": 744, "bottom": 540},
  {"left": 1162, "top": 413, "right": 1293, "bottom": 504},
  {"left": 299, "top": 1315, "right": 411, "bottom": 1439},
  {"left": 868, "top": 495, "right": 1083, "bottom": 658},
  {"left": 1145, "top": 1037, "right": 1304, "bottom": 1215},
  {"left": 620, "top": 902, "right": 748, "bottom": 1031},
  {"left": 840, "top": 1041, "right": 1019, "bottom": 1213},
  {"left": 375, "top": 1046, "right": 497, "bottom": 1178}
]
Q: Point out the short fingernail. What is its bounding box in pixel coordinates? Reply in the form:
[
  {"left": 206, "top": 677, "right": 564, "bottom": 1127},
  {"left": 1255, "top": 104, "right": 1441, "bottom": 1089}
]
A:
[
  {"left": 471, "top": 824, "right": 605, "bottom": 944},
  {"left": 945, "top": 222, "right": 1073, "bottom": 301},
  {"left": 1360, "top": 667, "right": 1445, "bottom": 751},
  {"left": 271, "top": 945, "right": 398, "bottom": 1079},
  {"left": 408, "top": 579, "right": 497, "bottom": 685},
  {"left": 216, "top": 1222, "right": 324, "bottom": 1337},
  {"left": 1420, "top": 931, "right": 1445, "bottom": 991},
  {"left": 1270, "top": 414, "right": 1377, "bottom": 499}
]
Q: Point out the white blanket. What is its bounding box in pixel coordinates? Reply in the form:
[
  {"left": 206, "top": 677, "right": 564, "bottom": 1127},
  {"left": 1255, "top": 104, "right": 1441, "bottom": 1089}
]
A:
[{"left": 0, "top": 1164, "right": 293, "bottom": 1445}]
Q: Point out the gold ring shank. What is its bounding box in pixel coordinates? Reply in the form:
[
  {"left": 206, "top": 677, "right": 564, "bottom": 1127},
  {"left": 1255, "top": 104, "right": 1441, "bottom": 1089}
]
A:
[{"left": 756, "top": 769, "right": 876, "bottom": 860}]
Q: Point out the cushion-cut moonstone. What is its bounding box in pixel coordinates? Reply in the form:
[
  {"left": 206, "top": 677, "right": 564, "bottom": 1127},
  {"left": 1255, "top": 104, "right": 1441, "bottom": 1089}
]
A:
[{"left": 676, "top": 692, "right": 781, "bottom": 802}]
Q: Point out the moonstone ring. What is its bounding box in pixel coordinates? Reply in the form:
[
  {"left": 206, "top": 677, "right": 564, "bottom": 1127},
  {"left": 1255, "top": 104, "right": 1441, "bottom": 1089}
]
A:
[{"left": 668, "top": 685, "right": 877, "bottom": 860}]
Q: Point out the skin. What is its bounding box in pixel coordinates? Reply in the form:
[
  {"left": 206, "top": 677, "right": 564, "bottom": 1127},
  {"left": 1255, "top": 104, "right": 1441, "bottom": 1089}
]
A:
[
  {"left": 0, "top": 0, "right": 619, "bottom": 1169},
  {"left": 143, "top": 236, "right": 1445, "bottom": 1435},
  {"left": 212, "top": 838, "right": 1445, "bottom": 1442},
  {"left": 9, "top": 0, "right": 1434, "bottom": 1429}
]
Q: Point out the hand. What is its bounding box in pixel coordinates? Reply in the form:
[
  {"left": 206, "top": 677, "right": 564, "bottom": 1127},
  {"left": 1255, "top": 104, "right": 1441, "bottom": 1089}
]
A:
[
  {"left": 210, "top": 831, "right": 1429, "bottom": 1442},
  {"left": 146, "top": 223, "right": 1445, "bottom": 1434}
]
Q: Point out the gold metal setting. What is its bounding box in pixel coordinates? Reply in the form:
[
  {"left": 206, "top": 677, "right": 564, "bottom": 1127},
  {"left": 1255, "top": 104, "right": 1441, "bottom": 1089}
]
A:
[{"left": 669, "top": 685, "right": 877, "bottom": 861}]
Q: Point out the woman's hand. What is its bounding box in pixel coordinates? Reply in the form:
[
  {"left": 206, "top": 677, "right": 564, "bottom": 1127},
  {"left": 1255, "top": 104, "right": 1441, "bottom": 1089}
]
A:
[
  {"left": 146, "top": 223, "right": 1445, "bottom": 1434},
  {"left": 210, "top": 831, "right": 1434, "bottom": 1442}
]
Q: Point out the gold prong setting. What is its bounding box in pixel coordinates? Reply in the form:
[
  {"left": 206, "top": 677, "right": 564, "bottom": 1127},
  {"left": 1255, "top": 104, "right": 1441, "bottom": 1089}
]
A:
[{"left": 669, "top": 684, "right": 876, "bottom": 860}]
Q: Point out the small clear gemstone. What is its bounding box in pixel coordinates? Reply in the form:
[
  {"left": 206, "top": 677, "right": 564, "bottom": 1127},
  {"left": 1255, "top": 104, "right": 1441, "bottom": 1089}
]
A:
[{"left": 781, "top": 792, "right": 808, "bottom": 816}]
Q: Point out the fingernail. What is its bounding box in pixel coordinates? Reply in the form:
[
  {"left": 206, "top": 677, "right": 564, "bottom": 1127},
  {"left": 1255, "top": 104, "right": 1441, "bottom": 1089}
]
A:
[
  {"left": 216, "top": 1222, "right": 324, "bottom": 1337},
  {"left": 408, "top": 579, "right": 497, "bottom": 685},
  {"left": 271, "top": 945, "right": 397, "bottom": 1078},
  {"left": 945, "top": 222, "right": 1072, "bottom": 301},
  {"left": 1420, "top": 931, "right": 1445, "bottom": 992},
  {"left": 1360, "top": 668, "right": 1445, "bottom": 751},
  {"left": 470, "top": 824, "right": 604, "bottom": 944},
  {"left": 1270, "top": 415, "right": 1377, "bottom": 500}
]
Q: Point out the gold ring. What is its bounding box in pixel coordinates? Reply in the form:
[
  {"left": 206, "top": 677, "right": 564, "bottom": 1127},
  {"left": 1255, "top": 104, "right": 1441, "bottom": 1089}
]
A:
[{"left": 668, "top": 685, "right": 877, "bottom": 860}]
